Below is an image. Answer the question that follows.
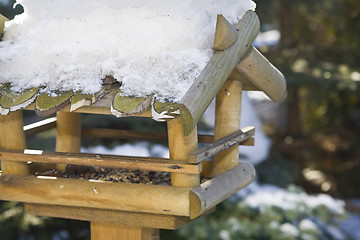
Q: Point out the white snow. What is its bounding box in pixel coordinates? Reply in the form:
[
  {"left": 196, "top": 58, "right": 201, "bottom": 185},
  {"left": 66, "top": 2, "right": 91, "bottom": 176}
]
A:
[
  {"left": 298, "top": 219, "right": 320, "bottom": 234},
  {"left": 0, "top": 0, "right": 255, "bottom": 101},
  {"left": 280, "top": 223, "right": 299, "bottom": 237},
  {"left": 239, "top": 182, "right": 345, "bottom": 215}
]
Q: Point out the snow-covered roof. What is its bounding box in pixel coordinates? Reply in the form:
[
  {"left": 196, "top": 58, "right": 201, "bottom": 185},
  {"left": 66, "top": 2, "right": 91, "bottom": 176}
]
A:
[
  {"left": 0, "top": 1, "right": 286, "bottom": 135},
  {"left": 0, "top": 0, "right": 255, "bottom": 100}
]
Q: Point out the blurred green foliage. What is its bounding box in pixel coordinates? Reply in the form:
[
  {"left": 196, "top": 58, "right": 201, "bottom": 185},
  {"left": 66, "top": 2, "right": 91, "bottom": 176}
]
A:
[
  {"left": 254, "top": 0, "right": 360, "bottom": 198},
  {"left": 163, "top": 186, "right": 347, "bottom": 240}
]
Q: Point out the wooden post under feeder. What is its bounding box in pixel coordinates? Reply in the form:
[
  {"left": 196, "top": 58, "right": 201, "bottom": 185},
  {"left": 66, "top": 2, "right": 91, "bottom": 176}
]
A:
[
  {"left": 56, "top": 111, "right": 82, "bottom": 171},
  {"left": 0, "top": 10, "right": 287, "bottom": 240},
  {"left": 167, "top": 118, "right": 199, "bottom": 188},
  {"left": 0, "top": 111, "right": 29, "bottom": 175},
  {"left": 212, "top": 79, "right": 243, "bottom": 177}
]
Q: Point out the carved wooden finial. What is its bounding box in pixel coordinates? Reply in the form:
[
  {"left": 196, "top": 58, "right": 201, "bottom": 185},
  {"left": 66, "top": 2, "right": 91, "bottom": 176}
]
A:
[{"left": 213, "top": 14, "right": 238, "bottom": 51}]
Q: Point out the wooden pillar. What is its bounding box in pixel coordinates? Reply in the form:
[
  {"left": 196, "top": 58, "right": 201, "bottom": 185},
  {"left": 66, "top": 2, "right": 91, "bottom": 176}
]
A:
[
  {"left": 0, "top": 111, "right": 29, "bottom": 175},
  {"left": 167, "top": 118, "right": 199, "bottom": 187},
  {"left": 56, "top": 111, "right": 82, "bottom": 171},
  {"left": 87, "top": 113, "right": 159, "bottom": 240},
  {"left": 211, "top": 79, "right": 242, "bottom": 177},
  {"left": 91, "top": 223, "right": 159, "bottom": 240}
]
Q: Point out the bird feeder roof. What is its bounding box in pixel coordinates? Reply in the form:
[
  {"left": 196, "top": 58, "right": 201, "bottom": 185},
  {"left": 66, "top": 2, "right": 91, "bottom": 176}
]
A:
[{"left": 0, "top": 9, "right": 286, "bottom": 135}]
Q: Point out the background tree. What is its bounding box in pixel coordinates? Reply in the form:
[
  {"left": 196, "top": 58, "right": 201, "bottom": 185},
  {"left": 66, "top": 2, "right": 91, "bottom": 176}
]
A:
[{"left": 256, "top": 0, "right": 360, "bottom": 198}]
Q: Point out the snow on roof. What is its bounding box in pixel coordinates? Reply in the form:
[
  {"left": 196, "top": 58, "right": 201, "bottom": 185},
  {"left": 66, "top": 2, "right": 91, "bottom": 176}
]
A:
[{"left": 0, "top": 0, "right": 255, "bottom": 102}]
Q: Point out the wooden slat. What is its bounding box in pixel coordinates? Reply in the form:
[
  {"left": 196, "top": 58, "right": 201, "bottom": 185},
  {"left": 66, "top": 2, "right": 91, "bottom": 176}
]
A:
[
  {"left": 24, "top": 117, "right": 57, "bottom": 136},
  {"left": 190, "top": 162, "right": 255, "bottom": 219},
  {"left": 188, "top": 126, "right": 255, "bottom": 163},
  {"left": 35, "top": 92, "right": 74, "bottom": 117},
  {"left": 0, "top": 174, "right": 191, "bottom": 216},
  {"left": 0, "top": 149, "right": 201, "bottom": 174},
  {"left": 70, "top": 92, "right": 93, "bottom": 112},
  {"left": 178, "top": 11, "right": 260, "bottom": 135},
  {"left": 0, "top": 88, "right": 39, "bottom": 111},
  {"left": 112, "top": 90, "right": 152, "bottom": 117},
  {"left": 25, "top": 203, "right": 190, "bottom": 230}
]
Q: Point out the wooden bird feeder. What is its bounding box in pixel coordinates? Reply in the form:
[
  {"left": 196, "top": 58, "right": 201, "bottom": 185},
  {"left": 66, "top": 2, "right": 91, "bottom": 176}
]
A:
[{"left": 0, "top": 11, "right": 286, "bottom": 240}]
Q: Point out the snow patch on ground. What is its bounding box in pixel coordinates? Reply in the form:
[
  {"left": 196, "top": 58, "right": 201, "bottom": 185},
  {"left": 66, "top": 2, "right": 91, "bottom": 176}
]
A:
[
  {"left": 239, "top": 182, "right": 345, "bottom": 215},
  {"left": 0, "top": 0, "right": 255, "bottom": 101}
]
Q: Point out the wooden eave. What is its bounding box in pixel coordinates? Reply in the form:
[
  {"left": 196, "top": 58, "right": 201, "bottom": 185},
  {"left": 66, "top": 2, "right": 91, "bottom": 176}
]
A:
[{"left": 0, "top": 11, "right": 286, "bottom": 135}]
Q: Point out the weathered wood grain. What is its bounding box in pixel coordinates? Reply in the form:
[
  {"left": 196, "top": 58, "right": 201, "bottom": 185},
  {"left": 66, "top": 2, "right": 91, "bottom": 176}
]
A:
[
  {"left": 70, "top": 92, "right": 94, "bottom": 112},
  {"left": 211, "top": 79, "right": 243, "bottom": 177},
  {"left": 0, "top": 111, "right": 29, "bottom": 175},
  {"left": 35, "top": 92, "right": 74, "bottom": 117},
  {"left": 0, "top": 174, "right": 191, "bottom": 216},
  {"left": 213, "top": 14, "right": 238, "bottom": 51},
  {"left": 112, "top": 90, "right": 152, "bottom": 117},
  {"left": 25, "top": 203, "right": 190, "bottom": 230},
  {"left": 0, "top": 149, "right": 201, "bottom": 174},
  {"left": 190, "top": 162, "right": 256, "bottom": 219},
  {"left": 91, "top": 223, "right": 158, "bottom": 240},
  {"left": 178, "top": 11, "right": 260, "bottom": 135},
  {"left": 236, "top": 46, "right": 287, "bottom": 102},
  {"left": 56, "top": 111, "right": 82, "bottom": 170},
  {"left": 188, "top": 126, "right": 255, "bottom": 164},
  {"left": 0, "top": 88, "right": 39, "bottom": 111},
  {"left": 167, "top": 119, "right": 200, "bottom": 187}
]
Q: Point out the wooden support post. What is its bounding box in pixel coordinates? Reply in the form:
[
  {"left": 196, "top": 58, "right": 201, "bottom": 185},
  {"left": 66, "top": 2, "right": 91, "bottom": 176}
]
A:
[
  {"left": 91, "top": 223, "right": 159, "bottom": 240},
  {"left": 56, "top": 111, "right": 82, "bottom": 171},
  {"left": 0, "top": 111, "right": 29, "bottom": 175},
  {"left": 87, "top": 113, "right": 159, "bottom": 240},
  {"left": 0, "top": 14, "right": 9, "bottom": 38},
  {"left": 211, "top": 79, "right": 242, "bottom": 177},
  {"left": 167, "top": 118, "right": 199, "bottom": 188}
]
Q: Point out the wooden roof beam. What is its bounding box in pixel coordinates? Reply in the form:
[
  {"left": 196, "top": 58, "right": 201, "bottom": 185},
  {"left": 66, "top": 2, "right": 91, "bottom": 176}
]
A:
[
  {"left": 178, "top": 10, "right": 260, "bottom": 135},
  {"left": 214, "top": 14, "right": 287, "bottom": 102}
]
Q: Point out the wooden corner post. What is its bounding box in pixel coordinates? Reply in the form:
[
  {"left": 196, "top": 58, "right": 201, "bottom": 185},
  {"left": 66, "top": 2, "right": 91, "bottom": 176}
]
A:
[
  {"left": 87, "top": 113, "right": 159, "bottom": 240},
  {"left": 211, "top": 79, "right": 242, "bottom": 177},
  {"left": 167, "top": 118, "right": 199, "bottom": 188},
  {"left": 56, "top": 111, "right": 82, "bottom": 170},
  {"left": 91, "top": 223, "right": 159, "bottom": 240},
  {"left": 0, "top": 111, "right": 29, "bottom": 175}
]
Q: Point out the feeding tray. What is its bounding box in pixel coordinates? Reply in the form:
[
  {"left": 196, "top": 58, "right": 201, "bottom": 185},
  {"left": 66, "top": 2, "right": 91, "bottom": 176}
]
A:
[
  {"left": 0, "top": 126, "right": 256, "bottom": 229},
  {"left": 0, "top": 8, "right": 286, "bottom": 237}
]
